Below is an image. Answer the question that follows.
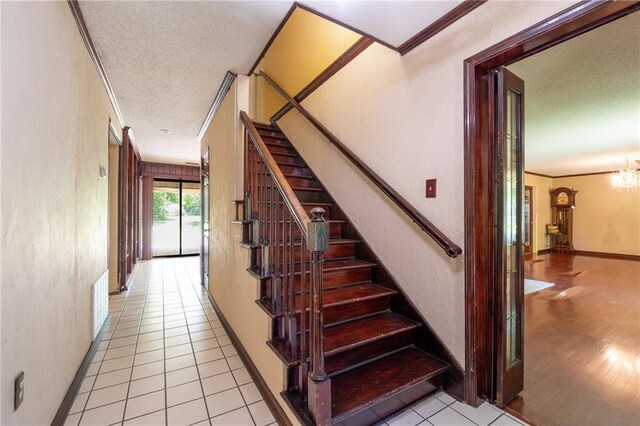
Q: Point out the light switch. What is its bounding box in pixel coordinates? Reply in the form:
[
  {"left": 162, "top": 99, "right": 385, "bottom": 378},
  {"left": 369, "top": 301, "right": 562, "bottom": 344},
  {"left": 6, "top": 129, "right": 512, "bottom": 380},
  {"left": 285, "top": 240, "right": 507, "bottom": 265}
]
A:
[{"left": 426, "top": 179, "right": 437, "bottom": 198}]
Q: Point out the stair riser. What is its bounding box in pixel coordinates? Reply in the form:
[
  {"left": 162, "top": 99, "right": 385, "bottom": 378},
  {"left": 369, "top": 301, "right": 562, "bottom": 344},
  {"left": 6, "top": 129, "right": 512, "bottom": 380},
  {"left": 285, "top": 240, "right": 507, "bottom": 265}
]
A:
[
  {"left": 286, "top": 176, "right": 322, "bottom": 189},
  {"left": 266, "top": 144, "right": 295, "bottom": 155},
  {"left": 295, "top": 296, "right": 391, "bottom": 327},
  {"left": 294, "top": 267, "right": 372, "bottom": 290},
  {"left": 294, "top": 189, "right": 331, "bottom": 204},
  {"left": 278, "top": 164, "right": 314, "bottom": 177},
  {"left": 326, "top": 330, "right": 415, "bottom": 375},
  {"left": 258, "top": 221, "right": 342, "bottom": 238},
  {"left": 274, "top": 242, "right": 356, "bottom": 261},
  {"left": 259, "top": 134, "right": 288, "bottom": 145},
  {"left": 276, "top": 204, "right": 334, "bottom": 217},
  {"left": 333, "top": 379, "right": 442, "bottom": 426},
  {"left": 273, "top": 153, "right": 304, "bottom": 165}
]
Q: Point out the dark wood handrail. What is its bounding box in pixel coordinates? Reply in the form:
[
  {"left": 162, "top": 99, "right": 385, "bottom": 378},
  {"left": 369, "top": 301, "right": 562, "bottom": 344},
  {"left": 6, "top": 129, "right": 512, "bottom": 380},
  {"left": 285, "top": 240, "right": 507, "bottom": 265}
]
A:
[
  {"left": 258, "top": 71, "right": 463, "bottom": 258},
  {"left": 240, "top": 111, "right": 311, "bottom": 240}
]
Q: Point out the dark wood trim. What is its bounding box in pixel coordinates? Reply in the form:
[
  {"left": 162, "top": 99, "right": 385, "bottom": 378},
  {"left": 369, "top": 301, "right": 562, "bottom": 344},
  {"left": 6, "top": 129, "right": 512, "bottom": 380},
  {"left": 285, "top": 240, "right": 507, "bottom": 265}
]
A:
[
  {"left": 526, "top": 170, "right": 618, "bottom": 179},
  {"left": 537, "top": 249, "right": 551, "bottom": 255},
  {"left": 67, "top": 1, "right": 125, "bottom": 130},
  {"left": 206, "top": 292, "right": 293, "bottom": 426},
  {"left": 464, "top": 0, "right": 640, "bottom": 407},
  {"left": 141, "top": 176, "right": 153, "bottom": 260},
  {"left": 272, "top": 36, "right": 374, "bottom": 122},
  {"left": 248, "top": 3, "right": 298, "bottom": 75},
  {"left": 398, "top": 0, "right": 487, "bottom": 55},
  {"left": 525, "top": 171, "right": 554, "bottom": 179},
  {"left": 554, "top": 170, "right": 617, "bottom": 178},
  {"left": 51, "top": 317, "right": 109, "bottom": 426},
  {"left": 260, "top": 71, "right": 462, "bottom": 258},
  {"left": 141, "top": 161, "right": 200, "bottom": 181},
  {"left": 293, "top": 3, "right": 398, "bottom": 52},
  {"left": 573, "top": 250, "right": 640, "bottom": 261},
  {"left": 197, "top": 71, "right": 236, "bottom": 142}
]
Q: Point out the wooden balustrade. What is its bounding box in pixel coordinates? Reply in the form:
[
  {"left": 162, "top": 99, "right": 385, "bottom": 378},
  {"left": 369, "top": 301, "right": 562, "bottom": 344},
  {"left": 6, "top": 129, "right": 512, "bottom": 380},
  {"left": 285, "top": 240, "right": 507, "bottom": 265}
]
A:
[{"left": 241, "top": 112, "right": 331, "bottom": 425}]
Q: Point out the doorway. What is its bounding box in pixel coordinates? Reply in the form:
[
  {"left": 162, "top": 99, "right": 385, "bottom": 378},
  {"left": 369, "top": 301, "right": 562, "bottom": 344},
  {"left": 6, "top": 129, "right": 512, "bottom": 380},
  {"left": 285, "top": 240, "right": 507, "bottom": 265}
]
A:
[
  {"left": 152, "top": 179, "right": 201, "bottom": 257},
  {"left": 463, "top": 0, "right": 640, "bottom": 414}
]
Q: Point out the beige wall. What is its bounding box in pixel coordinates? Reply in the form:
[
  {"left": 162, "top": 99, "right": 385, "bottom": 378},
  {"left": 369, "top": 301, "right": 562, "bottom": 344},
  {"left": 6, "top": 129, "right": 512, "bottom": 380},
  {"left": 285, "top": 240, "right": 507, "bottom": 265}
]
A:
[
  {"left": 1, "top": 2, "right": 114, "bottom": 423},
  {"left": 201, "top": 79, "right": 298, "bottom": 424},
  {"left": 108, "top": 143, "right": 120, "bottom": 292},
  {"left": 253, "top": 7, "right": 361, "bottom": 121},
  {"left": 524, "top": 173, "right": 554, "bottom": 253},
  {"left": 554, "top": 174, "right": 640, "bottom": 255},
  {"left": 275, "top": 0, "right": 579, "bottom": 365}
]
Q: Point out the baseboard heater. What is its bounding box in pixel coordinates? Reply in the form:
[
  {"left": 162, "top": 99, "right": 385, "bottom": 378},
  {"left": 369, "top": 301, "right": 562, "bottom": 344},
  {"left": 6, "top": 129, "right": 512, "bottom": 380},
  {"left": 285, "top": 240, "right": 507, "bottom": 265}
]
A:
[{"left": 92, "top": 270, "right": 109, "bottom": 340}]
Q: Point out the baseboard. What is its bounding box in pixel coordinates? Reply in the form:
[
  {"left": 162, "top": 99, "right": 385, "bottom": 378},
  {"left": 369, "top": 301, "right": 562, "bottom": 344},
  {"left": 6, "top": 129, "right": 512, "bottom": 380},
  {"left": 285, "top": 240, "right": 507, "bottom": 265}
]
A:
[
  {"left": 51, "top": 316, "right": 110, "bottom": 426},
  {"left": 537, "top": 249, "right": 550, "bottom": 254},
  {"left": 574, "top": 250, "right": 639, "bottom": 261},
  {"left": 205, "top": 292, "right": 292, "bottom": 426}
]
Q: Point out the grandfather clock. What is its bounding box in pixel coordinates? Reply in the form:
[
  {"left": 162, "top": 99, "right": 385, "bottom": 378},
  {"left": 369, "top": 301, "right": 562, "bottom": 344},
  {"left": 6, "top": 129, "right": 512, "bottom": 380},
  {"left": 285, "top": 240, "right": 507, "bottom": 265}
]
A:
[{"left": 550, "top": 187, "right": 578, "bottom": 252}]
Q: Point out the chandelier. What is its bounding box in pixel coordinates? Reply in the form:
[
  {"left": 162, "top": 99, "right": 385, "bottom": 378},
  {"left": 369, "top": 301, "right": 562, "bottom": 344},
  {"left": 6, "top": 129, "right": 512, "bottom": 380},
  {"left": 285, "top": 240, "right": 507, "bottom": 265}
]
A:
[{"left": 610, "top": 159, "right": 640, "bottom": 189}]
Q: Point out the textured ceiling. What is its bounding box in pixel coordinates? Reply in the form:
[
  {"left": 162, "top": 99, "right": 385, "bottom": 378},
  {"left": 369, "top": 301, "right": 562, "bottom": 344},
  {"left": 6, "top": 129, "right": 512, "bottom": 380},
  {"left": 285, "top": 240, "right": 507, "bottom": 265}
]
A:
[
  {"left": 79, "top": 1, "right": 470, "bottom": 164},
  {"left": 509, "top": 11, "right": 640, "bottom": 177},
  {"left": 79, "top": 1, "right": 292, "bottom": 164}
]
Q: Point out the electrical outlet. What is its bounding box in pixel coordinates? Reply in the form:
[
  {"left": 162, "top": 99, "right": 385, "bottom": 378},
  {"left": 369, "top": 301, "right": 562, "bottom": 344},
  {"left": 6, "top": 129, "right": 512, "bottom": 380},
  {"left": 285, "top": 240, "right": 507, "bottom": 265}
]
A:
[
  {"left": 14, "top": 371, "right": 24, "bottom": 410},
  {"left": 426, "top": 179, "right": 437, "bottom": 198}
]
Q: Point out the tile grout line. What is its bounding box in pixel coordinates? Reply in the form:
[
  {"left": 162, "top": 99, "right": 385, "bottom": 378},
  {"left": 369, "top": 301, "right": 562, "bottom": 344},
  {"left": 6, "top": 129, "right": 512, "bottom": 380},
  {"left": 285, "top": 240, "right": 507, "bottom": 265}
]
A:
[
  {"left": 171, "top": 257, "right": 214, "bottom": 425},
  {"left": 120, "top": 263, "right": 152, "bottom": 424}
]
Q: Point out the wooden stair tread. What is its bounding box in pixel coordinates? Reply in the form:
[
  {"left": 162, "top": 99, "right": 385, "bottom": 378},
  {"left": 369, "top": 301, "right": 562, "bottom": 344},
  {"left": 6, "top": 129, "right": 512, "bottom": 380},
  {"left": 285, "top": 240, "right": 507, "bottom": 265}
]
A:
[
  {"left": 259, "top": 282, "right": 393, "bottom": 318},
  {"left": 330, "top": 347, "right": 449, "bottom": 420},
  {"left": 324, "top": 312, "right": 418, "bottom": 356}
]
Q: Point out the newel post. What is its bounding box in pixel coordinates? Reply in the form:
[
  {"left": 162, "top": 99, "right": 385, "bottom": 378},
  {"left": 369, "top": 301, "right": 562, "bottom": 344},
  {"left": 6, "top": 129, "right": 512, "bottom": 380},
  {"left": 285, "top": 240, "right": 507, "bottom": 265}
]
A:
[{"left": 307, "top": 208, "right": 331, "bottom": 425}]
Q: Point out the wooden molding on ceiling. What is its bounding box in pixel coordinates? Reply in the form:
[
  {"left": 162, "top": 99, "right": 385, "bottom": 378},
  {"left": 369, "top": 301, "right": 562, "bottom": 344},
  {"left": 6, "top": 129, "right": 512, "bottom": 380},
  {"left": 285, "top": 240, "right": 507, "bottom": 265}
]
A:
[
  {"left": 398, "top": 0, "right": 487, "bottom": 55},
  {"left": 196, "top": 71, "right": 236, "bottom": 142},
  {"left": 67, "top": 1, "right": 126, "bottom": 130},
  {"left": 271, "top": 36, "right": 374, "bottom": 122},
  {"left": 526, "top": 170, "right": 617, "bottom": 179}
]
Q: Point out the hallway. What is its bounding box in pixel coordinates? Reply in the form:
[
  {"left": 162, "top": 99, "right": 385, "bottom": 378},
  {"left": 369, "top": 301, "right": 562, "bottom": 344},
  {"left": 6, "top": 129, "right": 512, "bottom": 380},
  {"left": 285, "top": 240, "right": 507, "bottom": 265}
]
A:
[{"left": 64, "top": 257, "right": 277, "bottom": 426}]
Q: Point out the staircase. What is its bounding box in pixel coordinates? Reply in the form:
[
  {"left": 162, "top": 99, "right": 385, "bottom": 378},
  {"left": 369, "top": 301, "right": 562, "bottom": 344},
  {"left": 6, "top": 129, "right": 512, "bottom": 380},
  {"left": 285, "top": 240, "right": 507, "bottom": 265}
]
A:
[{"left": 237, "top": 117, "right": 456, "bottom": 426}]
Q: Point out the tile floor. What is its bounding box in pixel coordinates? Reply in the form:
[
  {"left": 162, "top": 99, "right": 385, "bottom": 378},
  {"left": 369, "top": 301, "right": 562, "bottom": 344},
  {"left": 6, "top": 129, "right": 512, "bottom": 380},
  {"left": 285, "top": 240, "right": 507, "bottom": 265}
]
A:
[
  {"left": 65, "top": 257, "right": 528, "bottom": 426},
  {"left": 65, "top": 257, "right": 276, "bottom": 426}
]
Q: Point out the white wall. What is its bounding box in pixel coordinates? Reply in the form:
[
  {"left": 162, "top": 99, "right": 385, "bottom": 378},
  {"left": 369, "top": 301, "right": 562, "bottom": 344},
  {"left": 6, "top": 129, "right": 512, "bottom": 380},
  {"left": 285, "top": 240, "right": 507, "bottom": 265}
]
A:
[
  {"left": 524, "top": 173, "right": 554, "bottom": 254},
  {"left": 1, "top": 2, "right": 113, "bottom": 423},
  {"left": 276, "top": 0, "right": 579, "bottom": 364}
]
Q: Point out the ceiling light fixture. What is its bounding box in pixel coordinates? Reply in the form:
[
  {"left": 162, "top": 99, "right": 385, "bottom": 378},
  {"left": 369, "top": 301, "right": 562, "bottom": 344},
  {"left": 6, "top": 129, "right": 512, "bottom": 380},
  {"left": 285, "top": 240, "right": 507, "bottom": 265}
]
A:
[
  {"left": 610, "top": 159, "right": 640, "bottom": 190},
  {"left": 160, "top": 129, "right": 171, "bottom": 134}
]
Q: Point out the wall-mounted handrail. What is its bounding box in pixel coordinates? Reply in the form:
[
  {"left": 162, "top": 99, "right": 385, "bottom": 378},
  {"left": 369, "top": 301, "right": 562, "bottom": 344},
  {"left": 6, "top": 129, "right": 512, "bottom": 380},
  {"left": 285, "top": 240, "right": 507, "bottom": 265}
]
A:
[
  {"left": 240, "top": 111, "right": 311, "bottom": 240},
  {"left": 257, "top": 71, "right": 463, "bottom": 258}
]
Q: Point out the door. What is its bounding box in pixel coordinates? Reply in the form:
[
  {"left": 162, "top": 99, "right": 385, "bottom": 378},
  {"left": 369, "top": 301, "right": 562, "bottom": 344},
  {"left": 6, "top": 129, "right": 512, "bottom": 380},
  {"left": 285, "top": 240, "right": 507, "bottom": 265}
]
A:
[
  {"left": 493, "top": 67, "right": 525, "bottom": 406},
  {"left": 201, "top": 149, "right": 210, "bottom": 286}
]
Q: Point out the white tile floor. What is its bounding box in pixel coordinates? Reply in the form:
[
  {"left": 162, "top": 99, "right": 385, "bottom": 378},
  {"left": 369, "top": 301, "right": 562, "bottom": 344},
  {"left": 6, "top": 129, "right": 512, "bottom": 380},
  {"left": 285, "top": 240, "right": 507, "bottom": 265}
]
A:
[
  {"left": 65, "top": 257, "right": 276, "bottom": 426},
  {"left": 65, "top": 257, "right": 527, "bottom": 426}
]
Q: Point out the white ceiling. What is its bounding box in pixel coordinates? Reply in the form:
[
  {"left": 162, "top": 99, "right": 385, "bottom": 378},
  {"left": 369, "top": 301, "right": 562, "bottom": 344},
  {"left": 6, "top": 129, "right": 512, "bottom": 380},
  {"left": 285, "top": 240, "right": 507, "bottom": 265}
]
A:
[
  {"left": 509, "top": 11, "right": 640, "bottom": 177},
  {"left": 79, "top": 1, "right": 469, "bottom": 164},
  {"left": 302, "top": 1, "right": 463, "bottom": 47}
]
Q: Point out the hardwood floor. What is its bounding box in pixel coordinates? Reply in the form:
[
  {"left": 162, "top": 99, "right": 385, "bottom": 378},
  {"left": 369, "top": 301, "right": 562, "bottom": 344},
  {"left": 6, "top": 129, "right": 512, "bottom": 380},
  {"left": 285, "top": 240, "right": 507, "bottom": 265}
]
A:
[{"left": 508, "top": 253, "right": 640, "bottom": 426}]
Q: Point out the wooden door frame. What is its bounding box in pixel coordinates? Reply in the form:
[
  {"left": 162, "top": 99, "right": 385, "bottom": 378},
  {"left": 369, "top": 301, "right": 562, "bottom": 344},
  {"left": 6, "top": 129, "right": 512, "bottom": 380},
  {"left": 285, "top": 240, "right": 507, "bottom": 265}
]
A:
[
  {"left": 463, "top": 0, "right": 640, "bottom": 406},
  {"left": 201, "top": 148, "right": 210, "bottom": 287}
]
